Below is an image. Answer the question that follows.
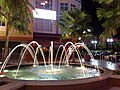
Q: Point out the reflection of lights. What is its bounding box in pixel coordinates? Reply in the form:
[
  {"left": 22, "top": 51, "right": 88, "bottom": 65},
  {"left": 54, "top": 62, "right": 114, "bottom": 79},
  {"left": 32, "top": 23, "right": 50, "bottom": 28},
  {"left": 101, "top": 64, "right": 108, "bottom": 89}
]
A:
[
  {"left": 82, "top": 59, "right": 85, "bottom": 62},
  {"left": 90, "top": 60, "right": 99, "bottom": 66},
  {"left": 81, "top": 42, "right": 84, "bottom": 44},
  {"left": 4, "top": 70, "right": 9, "bottom": 72},
  {"left": 0, "top": 75, "right": 5, "bottom": 77},
  {"left": 66, "top": 64, "right": 69, "bottom": 66},
  {"left": 76, "top": 66, "right": 86, "bottom": 70},
  {"left": 45, "top": 69, "right": 62, "bottom": 74},
  {"left": 95, "top": 73, "right": 100, "bottom": 76},
  {"left": 106, "top": 62, "right": 116, "bottom": 70},
  {"left": 33, "top": 65, "right": 37, "bottom": 67}
]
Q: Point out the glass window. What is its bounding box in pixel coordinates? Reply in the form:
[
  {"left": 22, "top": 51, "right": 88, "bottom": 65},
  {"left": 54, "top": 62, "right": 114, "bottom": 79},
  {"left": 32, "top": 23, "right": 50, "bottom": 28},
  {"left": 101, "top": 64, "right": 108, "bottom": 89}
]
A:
[
  {"left": 34, "top": 18, "right": 52, "bottom": 32},
  {"left": 71, "top": 4, "right": 76, "bottom": 10},
  {"left": 75, "top": 0, "right": 81, "bottom": 3},
  {"left": 60, "top": 3, "right": 68, "bottom": 11},
  {"left": 35, "top": 0, "right": 52, "bottom": 10}
]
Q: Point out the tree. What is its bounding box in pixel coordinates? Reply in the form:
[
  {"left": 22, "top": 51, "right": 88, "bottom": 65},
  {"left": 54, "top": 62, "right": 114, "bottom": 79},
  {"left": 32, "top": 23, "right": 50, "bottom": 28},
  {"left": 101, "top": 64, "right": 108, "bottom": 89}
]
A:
[
  {"left": 95, "top": 0, "right": 120, "bottom": 41},
  {"left": 57, "top": 8, "right": 92, "bottom": 43},
  {"left": 0, "top": 0, "right": 34, "bottom": 58}
]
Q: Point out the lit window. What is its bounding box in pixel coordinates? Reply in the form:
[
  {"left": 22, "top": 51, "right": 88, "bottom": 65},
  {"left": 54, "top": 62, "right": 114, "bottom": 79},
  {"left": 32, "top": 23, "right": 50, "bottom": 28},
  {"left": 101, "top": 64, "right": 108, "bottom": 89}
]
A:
[{"left": 35, "top": 0, "right": 52, "bottom": 10}]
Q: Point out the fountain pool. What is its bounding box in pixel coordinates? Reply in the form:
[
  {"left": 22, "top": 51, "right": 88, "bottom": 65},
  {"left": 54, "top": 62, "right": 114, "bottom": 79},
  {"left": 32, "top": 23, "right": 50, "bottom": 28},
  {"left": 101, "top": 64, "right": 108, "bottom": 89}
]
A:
[{"left": 3, "top": 65, "right": 101, "bottom": 80}]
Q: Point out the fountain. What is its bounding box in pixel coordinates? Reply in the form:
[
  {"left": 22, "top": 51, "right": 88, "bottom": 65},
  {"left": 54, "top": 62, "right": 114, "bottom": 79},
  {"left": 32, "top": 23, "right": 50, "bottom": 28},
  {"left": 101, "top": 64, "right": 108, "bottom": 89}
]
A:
[{"left": 0, "top": 41, "right": 112, "bottom": 90}]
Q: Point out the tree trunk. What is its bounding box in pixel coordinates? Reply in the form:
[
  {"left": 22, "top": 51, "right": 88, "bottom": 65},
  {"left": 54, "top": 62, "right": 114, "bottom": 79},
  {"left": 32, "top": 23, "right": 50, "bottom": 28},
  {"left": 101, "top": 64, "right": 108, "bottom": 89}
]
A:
[{"left": 4, "top": 22, "right": 9, "bottom": 60}]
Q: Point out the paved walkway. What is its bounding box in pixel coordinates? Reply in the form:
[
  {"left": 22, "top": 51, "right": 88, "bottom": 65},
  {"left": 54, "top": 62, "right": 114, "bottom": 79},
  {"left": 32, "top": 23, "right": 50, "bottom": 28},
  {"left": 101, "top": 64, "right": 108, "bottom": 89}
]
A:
[{"left": 86, "top": 59, "right": 120, "bottom": 70}]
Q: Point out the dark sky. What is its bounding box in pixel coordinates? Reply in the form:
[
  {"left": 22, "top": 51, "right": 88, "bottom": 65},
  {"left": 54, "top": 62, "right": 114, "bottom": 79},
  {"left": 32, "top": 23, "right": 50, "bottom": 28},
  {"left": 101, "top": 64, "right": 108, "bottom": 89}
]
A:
[
  {"left": 81, "top": 0, "right": 103, "bottom": 37},
  {"left": 81, "top": 0, "right": 120, "bottom": 39}
]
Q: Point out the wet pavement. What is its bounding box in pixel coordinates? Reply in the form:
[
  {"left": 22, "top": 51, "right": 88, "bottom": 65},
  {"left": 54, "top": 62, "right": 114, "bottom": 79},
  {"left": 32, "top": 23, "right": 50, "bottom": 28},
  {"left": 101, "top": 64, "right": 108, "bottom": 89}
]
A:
[{"left": 86, "top": 59, "right": 120, "bottom": 71}]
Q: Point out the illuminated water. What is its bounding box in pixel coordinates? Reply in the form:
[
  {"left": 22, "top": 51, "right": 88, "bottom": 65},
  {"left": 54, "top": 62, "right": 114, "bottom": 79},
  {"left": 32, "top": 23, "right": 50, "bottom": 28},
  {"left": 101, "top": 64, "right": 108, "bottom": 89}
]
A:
[
  {"left": 0, "top": 41, "right": 101, "bottom": 80},
  {"left": 4, "top": 65, "right": 100, "bottom": 80}
]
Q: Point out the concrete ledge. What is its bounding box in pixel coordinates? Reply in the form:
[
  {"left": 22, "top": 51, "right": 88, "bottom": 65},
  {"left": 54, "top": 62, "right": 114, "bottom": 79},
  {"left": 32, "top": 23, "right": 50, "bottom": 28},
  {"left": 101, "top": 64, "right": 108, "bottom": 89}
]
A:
[{"left": 109, "top": 87, "right": 120, "bottom": 90}]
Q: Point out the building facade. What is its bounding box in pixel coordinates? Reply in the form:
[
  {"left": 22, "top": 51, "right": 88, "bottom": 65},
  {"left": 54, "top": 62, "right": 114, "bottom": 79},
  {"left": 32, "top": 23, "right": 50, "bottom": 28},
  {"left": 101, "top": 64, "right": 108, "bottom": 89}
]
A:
[
  {"left": 31, "top": 0, "right": 81, "bottom": 46},
  {"left": 0, "top": 0, "right": 81, "bottom": 47}
]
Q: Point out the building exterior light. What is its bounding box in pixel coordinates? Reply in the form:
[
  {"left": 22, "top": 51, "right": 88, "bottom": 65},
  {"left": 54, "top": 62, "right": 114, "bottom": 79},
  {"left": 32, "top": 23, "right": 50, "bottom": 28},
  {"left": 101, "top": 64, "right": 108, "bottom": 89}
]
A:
[
  {"left": 45, "top": 1, "right": 48, "bottom": 4},
  {"left": 91, "top": 40, "right": 97, "bottom": 44},
  {"left": 87, "top": 29, "right": 91, "bottom": 32},
  {"left": 107, "top": 38, "right": 113, "bottom": 43},
  {"left": 41, "top": 2, "right": 45, "bottom": 5},
  {"left": 91, "top": 40, "right": 97, "bottom": 49},
  {"left": 83, "top": 31, "right": 86, "bottom": 34},
  {"left": 107, "top": 38, "right": 113, "bottom": 49}
]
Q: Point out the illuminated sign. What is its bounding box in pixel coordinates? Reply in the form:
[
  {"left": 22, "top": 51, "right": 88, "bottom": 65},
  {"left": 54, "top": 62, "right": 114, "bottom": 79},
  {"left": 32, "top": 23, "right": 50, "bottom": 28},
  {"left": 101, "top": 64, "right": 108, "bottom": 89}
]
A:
[{"left": 33, "top": 8, "right": 56, "bottom": 20}]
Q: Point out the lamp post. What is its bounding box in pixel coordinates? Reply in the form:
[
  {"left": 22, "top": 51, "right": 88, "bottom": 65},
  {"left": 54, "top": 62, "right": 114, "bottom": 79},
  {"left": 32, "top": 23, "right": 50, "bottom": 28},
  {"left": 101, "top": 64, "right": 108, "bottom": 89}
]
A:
[
  {"left": 91, "top": 40, "right": 97, "bottom": 49},
  {"left": 107, "top": 38, "right": 113, "bottom": 49}
]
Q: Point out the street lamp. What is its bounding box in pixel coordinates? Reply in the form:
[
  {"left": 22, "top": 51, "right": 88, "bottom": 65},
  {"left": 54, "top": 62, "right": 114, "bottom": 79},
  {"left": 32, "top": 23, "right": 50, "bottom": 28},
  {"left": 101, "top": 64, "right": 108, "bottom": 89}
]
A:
[
  {"left": 91, "top": 40, "right": 97, "bottom": 49},
  {"left": 107, "top": 38, "right": 113, "bottom": 49}
]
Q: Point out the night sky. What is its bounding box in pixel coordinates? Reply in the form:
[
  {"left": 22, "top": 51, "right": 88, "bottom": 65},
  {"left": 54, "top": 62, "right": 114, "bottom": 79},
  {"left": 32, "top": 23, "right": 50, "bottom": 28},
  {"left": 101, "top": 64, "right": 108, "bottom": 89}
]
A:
[{"left": 81, "top": 0, "right": 120, "bottom": 39}]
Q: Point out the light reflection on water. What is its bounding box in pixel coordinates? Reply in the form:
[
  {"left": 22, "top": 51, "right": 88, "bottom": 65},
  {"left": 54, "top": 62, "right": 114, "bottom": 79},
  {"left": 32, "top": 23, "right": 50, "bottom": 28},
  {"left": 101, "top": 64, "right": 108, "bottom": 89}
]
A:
[{"left": 4, "top": 65, "right": 101, "bottom": 80}]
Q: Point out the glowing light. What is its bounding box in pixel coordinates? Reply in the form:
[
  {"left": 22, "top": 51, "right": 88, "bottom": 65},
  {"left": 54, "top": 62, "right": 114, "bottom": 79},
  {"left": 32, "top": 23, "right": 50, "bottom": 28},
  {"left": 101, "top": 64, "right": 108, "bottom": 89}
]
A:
[
  {"left": 0, "top": 75, "right": 5, "bottom": 77},
  {"left": 80, "top": 66, "right": 85, "bottom": 69},
  {"left": 107, "top": 38, "right": 113, "bottom": 42},
  {"left": 87, "top": 29, "right": 91, "bottom": 32},
  {"left": 4, "top": 70, "right": 9, "bottom": 72},
  {"left": 66, "top": 64, "right": 69, "bottom": 66},
  {"left": 41, "top": 3, "right": 45, "bottom": 5},
  {"left": 33, "top": 8, "right": 56, "bottom": 20},
  {"left": 45, "top": 1, "right": 48, "bottom": 4},
  {"left": 76, "top": 66, "right": 86, "bottom": 69},
  {"left": 33, "top": 65, "right": 37, "bottom": 67},
  {"left": 0, "top": 62, "right": 2, "bottom": 64},
  {"left": 45, "top": 69, "right": 61, "bottom": 74}
]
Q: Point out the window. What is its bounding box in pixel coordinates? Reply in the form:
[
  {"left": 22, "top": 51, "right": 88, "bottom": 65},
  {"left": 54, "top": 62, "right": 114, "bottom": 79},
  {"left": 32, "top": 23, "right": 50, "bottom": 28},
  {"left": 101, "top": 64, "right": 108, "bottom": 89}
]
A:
[
  {"left": 71, "top": 4, "right": 76, "bottom": 10},
  {"left": 34, "top": 18, "right": 52, "bottom": 32},
  {"left": 35, "top": 0, "right": 52, "bottom": 10},
  {"left": 75, "top": 0, "right": 81, "bottom": 3},
  {"left": 60, "top": 3, "right": 68, "bottom": 11}
]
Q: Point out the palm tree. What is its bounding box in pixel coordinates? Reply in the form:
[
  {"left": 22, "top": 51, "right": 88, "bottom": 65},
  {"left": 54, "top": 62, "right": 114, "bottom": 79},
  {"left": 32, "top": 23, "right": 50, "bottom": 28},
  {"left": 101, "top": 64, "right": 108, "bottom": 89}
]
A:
[
  {"left": 96, "top": 0, "right": 120, "bottom": 41},
  {"left": 57, "top": 8, "right": 92, "bottom": 43},
  {"left": 0, "top": 0, "right": 34, "bottom": 58}
]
